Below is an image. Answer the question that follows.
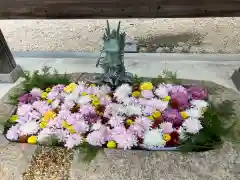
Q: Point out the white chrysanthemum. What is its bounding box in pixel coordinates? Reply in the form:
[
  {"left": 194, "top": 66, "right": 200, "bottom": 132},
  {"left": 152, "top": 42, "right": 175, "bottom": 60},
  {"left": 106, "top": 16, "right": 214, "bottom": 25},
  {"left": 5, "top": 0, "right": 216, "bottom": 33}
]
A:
[
  {"left": 155, "top": 84, "right": 169, "bottom": 98},
  {"left": 177, "top": 127, "right": 187, "bottom": 140},
  {"left": 182, "top": 118, "right": 203, "bottom": 134},
  {"left": 125, "top": 105, "right": 142, "bottom": 116},
  {"left": 108, "top": 115, "right": 125, "bottom": 127},
  {"left": 51, "top": 99, "right": 60, "bottom": 109},
  {"left": 77, "top": 96, "right": 91, "bottom": 105},
  {"left": 19, "top": 121, "right": 39, "bottom": 135},
  {"left": 185, "top": 108, "right": 203, "bottom": 118},
  {"left": 37, "top": 128, "right": 54, "bottom": 144},
  {"left": 191, "top": 100, "right": 208, "bottom": 110},
  {"left": 114, "top": 84, "right": 132, "bottom": 98},
  {"left": 91, "top": 121, "right": 105, "bottom": 131},
  {"left": 65, "top": 92, "right": 79, "bottom": 102},
  {"left": 143, "top": 129, "right": 166, "bottom": 147}
]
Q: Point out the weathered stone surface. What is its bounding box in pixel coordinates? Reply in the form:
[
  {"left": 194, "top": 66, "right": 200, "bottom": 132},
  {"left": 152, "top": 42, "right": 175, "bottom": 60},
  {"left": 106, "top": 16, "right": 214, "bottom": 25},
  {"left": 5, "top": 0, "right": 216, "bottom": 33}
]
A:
[
  {"left": 0, "top": 143, "right": 37, "bottom": 180},
  {"left": 70, "top": 73, "right": 240, "bottom": 180}
]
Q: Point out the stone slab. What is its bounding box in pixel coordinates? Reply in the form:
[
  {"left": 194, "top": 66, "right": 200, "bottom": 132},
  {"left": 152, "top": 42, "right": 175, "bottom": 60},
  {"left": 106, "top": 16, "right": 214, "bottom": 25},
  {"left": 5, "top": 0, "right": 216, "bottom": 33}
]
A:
[
  {"left": 0, "top": 143, "right": 37, "bottom": 180},
  {"left": 0, "top": 65, "right": 23, "bottom": 83}
]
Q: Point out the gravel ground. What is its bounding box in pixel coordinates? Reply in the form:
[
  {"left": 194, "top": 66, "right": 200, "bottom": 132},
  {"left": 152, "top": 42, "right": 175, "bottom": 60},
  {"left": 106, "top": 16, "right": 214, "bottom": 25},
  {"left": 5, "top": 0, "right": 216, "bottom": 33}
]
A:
[
  {"left": 23, "top": 146, "right": 73, "bottom": 180},
  {"left": 0, "top": 18, "right": 240, "bottom": 53}
]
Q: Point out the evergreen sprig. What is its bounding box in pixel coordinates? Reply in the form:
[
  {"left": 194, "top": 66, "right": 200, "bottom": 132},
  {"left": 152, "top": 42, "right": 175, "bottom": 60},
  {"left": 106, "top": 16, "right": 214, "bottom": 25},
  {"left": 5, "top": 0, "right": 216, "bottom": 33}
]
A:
[
  {"left": 7, "top": 66, "right": 71, "bottom": 105},
  {"left": 179, "top": 100, "right": 239, "bottom": 152}
]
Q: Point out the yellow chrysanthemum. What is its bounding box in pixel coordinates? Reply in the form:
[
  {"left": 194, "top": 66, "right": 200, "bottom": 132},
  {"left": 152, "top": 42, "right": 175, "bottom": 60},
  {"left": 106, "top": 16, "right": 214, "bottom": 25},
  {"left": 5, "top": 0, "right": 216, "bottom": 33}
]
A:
[
  {"left": 27, "top": 136, "right": 37, "bottom": 144},
  {"left": 162, "top": 96, "right": 171, "bottom": 101},
  {"left": 67, "top": 125, "right": 76, "bottom": 134},
  {"left": 9, "top": 115, "right": 18, "bottom": 122},
  {"left": 62, "top": 120, "right": 70, "bottom": 129},
  {"left": 45, "top": 88, "right": 52, "bottom": 92},
  {"left": 90, "top": 84, "right": 96, "bottom": 87},
  {"left": 132, "top": 91, "right": 141, "bottom": 97},
  {"left": 47, "top": 99, "right": 53, "bottom": 104},
  {"left": 64, "top": 83, "right": 77, "bottom": 93},
  {"left": 180, "top": 111, "right": 188, "bottom": 119},
  {"left": 41, "top": 92, "right": 48, "bottom": 99},
  {"left": 163, "top": 134, "right": 171, "bottom": 142},
  {"left": 39, "top": 121, "right": 47, "bottom": 129},
  {"left": 92, "top": 98, "right": 100, "bottom": 106},
  {"left": 140, "top": 82, "right": 153, "bottom": 91},
  {"left": 81, "top": 92, "right": 87, "bottom": 96},
  {"left": 107, "top": 141, "right": 117, "bottom": 148},
  {"left": 152, "top": 111, "right": 161, "bottom": 118},
  {"left": 148, "top": 116, "right": 154, "bottom": 121},
  {"left": 126, "top": 119, "right": 134, "bottom": 125},
  {"left": 43, "top": 110, "right": 56, "bottom": 121}
]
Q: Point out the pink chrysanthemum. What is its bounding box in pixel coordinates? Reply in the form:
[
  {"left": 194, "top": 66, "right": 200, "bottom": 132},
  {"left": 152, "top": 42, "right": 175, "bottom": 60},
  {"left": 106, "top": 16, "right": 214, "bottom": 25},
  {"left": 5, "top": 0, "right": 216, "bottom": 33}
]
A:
[
  {"left": 30, "top": 88, "right": 42, "bottom": 97},
  {"left": 17, "top": 104, "right": 33, "bottom": 116},
  {"left": 86, "top": 126, "right": 109, "bottom": 146},
  {"left": 129, "top": 116, "right": 153, "bottom": 137},
  {"left": 72, "top": 120, "right": 89, "bottom": 133},
  {"left": 65, "top": 134, "right": 83, "bottom": 149},
  {"left": 111, "top": 127, "right": 138, "bottom": 149},
  {"left": 32, "top": 100, "right": 50, "bottom": 114},
  {"left": 141, "top": 90, "right": 154, "bottom": 99},
  {"left": 108, "top": 115, "right": 125, "bottom": 127},
  {"left": 160, "top": 122, "right": 174, "bottom": 134},
  {"left": 6, "top": 124, "right": 20, "bottom": 140}
]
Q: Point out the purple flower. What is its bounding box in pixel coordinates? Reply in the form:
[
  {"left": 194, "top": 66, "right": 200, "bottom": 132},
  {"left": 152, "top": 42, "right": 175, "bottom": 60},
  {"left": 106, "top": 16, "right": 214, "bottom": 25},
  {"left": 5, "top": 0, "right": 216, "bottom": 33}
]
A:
[
  {"left": 47, "top": 91, "right": 59, "bottom": 100},
  {"left": 32, "top": 101, "right": 50, "bottom": 114},
  {"left": 169, "top": 85, "right": 187, "bottom": 95},
  {"left": 170, "top": 92, "right": 190, "bottom": 110},
  {"left": 17, "top": 104, "right": 32, "bottom": 116},
  {"left": 141, "top": 90, "right": 154, "bottom": 99},
  {"left": 160, "top": 122, "right": 174, "bottom": 134},
  {"left": 142, "top": 106, "right": 154, "bottom": 116},
  {"left": 129, "top": 116, "right": 153, "bottom": 137},
  {"left": 163, "top": 109, "right": 183, "bottom": 127},
  {"left": 187, "top": 86, "right": 208, "bottom": 100},
  {"left": 18, "top": 93, "right": 37, "bottom": 104}
]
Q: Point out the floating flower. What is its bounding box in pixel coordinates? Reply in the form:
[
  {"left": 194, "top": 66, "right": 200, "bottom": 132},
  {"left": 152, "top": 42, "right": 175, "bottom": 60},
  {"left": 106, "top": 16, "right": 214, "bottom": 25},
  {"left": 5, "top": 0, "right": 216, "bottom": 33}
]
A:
[
  {"left": 188, "top": 86, "right": 208, "bottom": 100},
  {"left": 41, "top": 92, "right": 48, "bottom": 99},
  {"left": 169, "top": 85, "right": 187, "bottom": 95},
  {"left": 182, "top": 118, "right": 203, "bottom": 134},
  {"left": 132, "top": 91, "right": 141, "bottom": 98},
  {"left": 64, "top": 83, "right": 77, "bottom": 93},
  {"left": 152, "top": 111, "right": 161, "bottom": 119},
  {"left": 43, "top": 110, "right": 56, "bottom": 121},
  {"left": 112, "top": 129, "right": 138, "bottom": 149},
  {"left": 9, "top": 115, "right": 18, "bottom": 122},
  {"left": 6, "top": 124, "right": 19, "bottom": 140},
  {"left": 163, "top": 109, "right": 183, "bottom": 126},
  {"left": 30, "top": 88, "right": 42, "bottom": 97},
  {"left": 27, "top": 136, "right": 37, "bottom": 144},
  {"left": 141, "top": 90, "right": 154, "bottom": 99},
  {"left": 108, "top": 115, "right": 125, "bottom": 127},
  {"left": 140, "top": 82, "right": 153, "bottom": 91},
  {"left": 143, "top": 129, "right": 166, "bottom": 147},
  {"left": 160, "top": 122, "right": 174, "bottom": 134},
  {"left": 155, "top": 84, "right": 169, "bottom": 98},
  {"left": 163, "top": 134, "right": 171, "bottom": 142},
  {"left": 170, "top": 92, "right": 190, "bottom": 110},
  {"left": 65, "top": 134, "right": 83, "bottom": 149},
  {"left": 19, "top": 121, "right": 39, "bottom": 135},
  {"left": 107, "top": 140, "right": 117, "bottom": 148},
  {"left": 166, "top": 131, "right": 180, "bottom": 147},
  {"left": 190, "top": 100, "right": 209, "bottom": 112}
]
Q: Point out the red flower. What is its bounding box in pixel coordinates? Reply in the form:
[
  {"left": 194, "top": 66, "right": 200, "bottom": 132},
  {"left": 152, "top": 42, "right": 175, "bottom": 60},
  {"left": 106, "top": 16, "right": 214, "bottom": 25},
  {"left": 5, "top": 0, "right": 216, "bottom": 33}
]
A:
[{"left": 166, "top": 131, "right": 180, "bottom": 147}]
